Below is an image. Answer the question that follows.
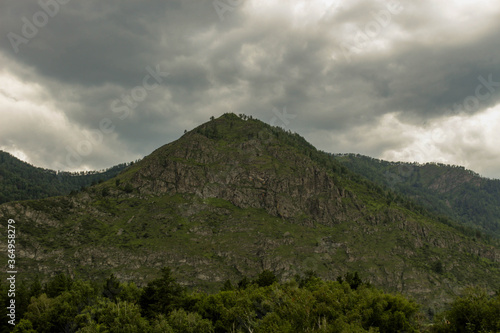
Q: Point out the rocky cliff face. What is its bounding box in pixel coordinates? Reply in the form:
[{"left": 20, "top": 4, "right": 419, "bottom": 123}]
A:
[
  {"left": 130, "top": 132, "right": 349, "bottom": 226},
  {"left": 1, "top": 114, "right": 499, "bottom": 310}
]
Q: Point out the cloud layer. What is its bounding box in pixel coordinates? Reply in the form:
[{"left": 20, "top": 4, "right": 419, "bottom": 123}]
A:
[{"left": 1, "top": 0, "right": 499, "bottom": 178}]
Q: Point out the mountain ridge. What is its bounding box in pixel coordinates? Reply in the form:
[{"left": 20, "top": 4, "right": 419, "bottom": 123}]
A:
[
  {"left": 0, "top": 150, "right": 130, "bottom": 204},
  {"left": 1, "top": 113, "right": 499, "bottom": 311},
  {"left": 334, "top": 153, "right": 500, "bottom": 238}
]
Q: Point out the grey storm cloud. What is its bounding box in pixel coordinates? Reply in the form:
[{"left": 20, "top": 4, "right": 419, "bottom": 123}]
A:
[{"left": 1, "top": 0, "right": 500, "bottom": 178}]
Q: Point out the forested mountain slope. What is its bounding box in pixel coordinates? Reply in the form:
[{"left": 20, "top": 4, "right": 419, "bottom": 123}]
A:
[
  {"left": 334, "top": 154, "right": 500, "bottom": 238},
  {"left": 1, "top": 114, "right": 499, "bottom": 312},
  {"left": 0, "top": 150, "right": 129, "bottom": 204}
]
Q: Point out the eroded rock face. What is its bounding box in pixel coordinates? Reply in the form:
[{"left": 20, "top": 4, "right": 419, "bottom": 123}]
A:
[{"left": 131, "top": 134, "right": 349, "bottom": 226}]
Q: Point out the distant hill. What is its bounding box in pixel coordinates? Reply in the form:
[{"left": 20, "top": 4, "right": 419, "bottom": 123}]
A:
[
  {"left": 0, "top": 150, "right": 130, "bottom": 204},
  {"left": 1, "top": 113, "right": 499, "bottom": 312},
  {"left": 333, "top": 154, "right": 500, "bottom": 238}
]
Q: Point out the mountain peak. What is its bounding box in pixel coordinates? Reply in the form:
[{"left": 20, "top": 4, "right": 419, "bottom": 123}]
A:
[
  {"left": 187, "top": 113, "right": 273, "bottom": 143},
  {"left": 119, "top": 113, "right": 344, "bottom": 225}
]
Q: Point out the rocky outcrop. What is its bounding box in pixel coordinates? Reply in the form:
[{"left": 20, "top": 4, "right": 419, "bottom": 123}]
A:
[{"left": 130, "top": 133, "right": 350, "bottom": 226}]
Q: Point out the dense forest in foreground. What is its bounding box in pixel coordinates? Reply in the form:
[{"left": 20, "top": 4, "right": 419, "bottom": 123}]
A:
[{"left": 2, "top": 268, "right": 499, "bottom": 333}]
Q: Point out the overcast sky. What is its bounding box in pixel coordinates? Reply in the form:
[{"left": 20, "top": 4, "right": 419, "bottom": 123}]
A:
[{"left": 1, "top": 0, "right": 500, "bottom": 178}]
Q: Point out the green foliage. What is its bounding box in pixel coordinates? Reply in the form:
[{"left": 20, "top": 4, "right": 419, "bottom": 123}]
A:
[
  {"left": 0, "top": 278, "right": 43, "bottom": 332},
  {"left": 12, "top": 267, "right": 500, "bottom": 332},
  {"left": 196, "top": 120, "right": 220, "bottom": 139},
  {"left": 167, "top": 309, "right": 214, "bottom": 333},
  {"left": 432, "top": 287, "right": 500, "bottom": 332},
  {"left": 139, "top": 267, "right": 184, "bottom": 318},
  {"left": 24, "top": 280, "right": 98, "bottom": 332},
  {"left": 254, "top": 270, "right": 278, "bottom": 287},
  {"left": 337, "top": 271, "right": 367, "bottom": 290},
  {"left": 296, "top": 270, "right": 322, "bottom": 288},
  {"left": 432, "top": 261, "right": 444, "bottom": 275},
  {"left": 191, "top": 272, "right": 421, "bottom": 332},
  {"left": 124, "top": 183, "right": 134, "bottom": 193},
  {"left": 150, "top": 314, "right": 175, "bottom": 332},
  {"left": 220, "top": 280, "right": 233, "bottom": 291},
  {"left": 77, "top": 299, "right": 150, "bottom": 333},
  {"left": 44, "top": 273, "right": 73, "bottom": 298},
  {"left": 102, "top": 274, "right": 123, "bottom": 301},
  {"left": 23, "top": 294, "right": 56, "bottom": 332},
  {"left": 118, "top": 282, "right": 142, "bottom": 304},
  {"left": 334, "top": 154, "right": 500, "bottom": 239},
  {"left": 12, "top": 319, "right": 37, "bottom": 333},
  {"left": 237, "top": 276, "right": 251, "bottom": 290},
  {"left": 0, "top": 150, "right": 129, "bottom": 204},
  {"left": 101, "top": 187, "right": 110, "bottom": 197},
  {"left": 29, "top": 275, "right": 43, "bottom": 299},
  {"left": 356, "top": 288, "right": 421, "bottom": 333}
]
